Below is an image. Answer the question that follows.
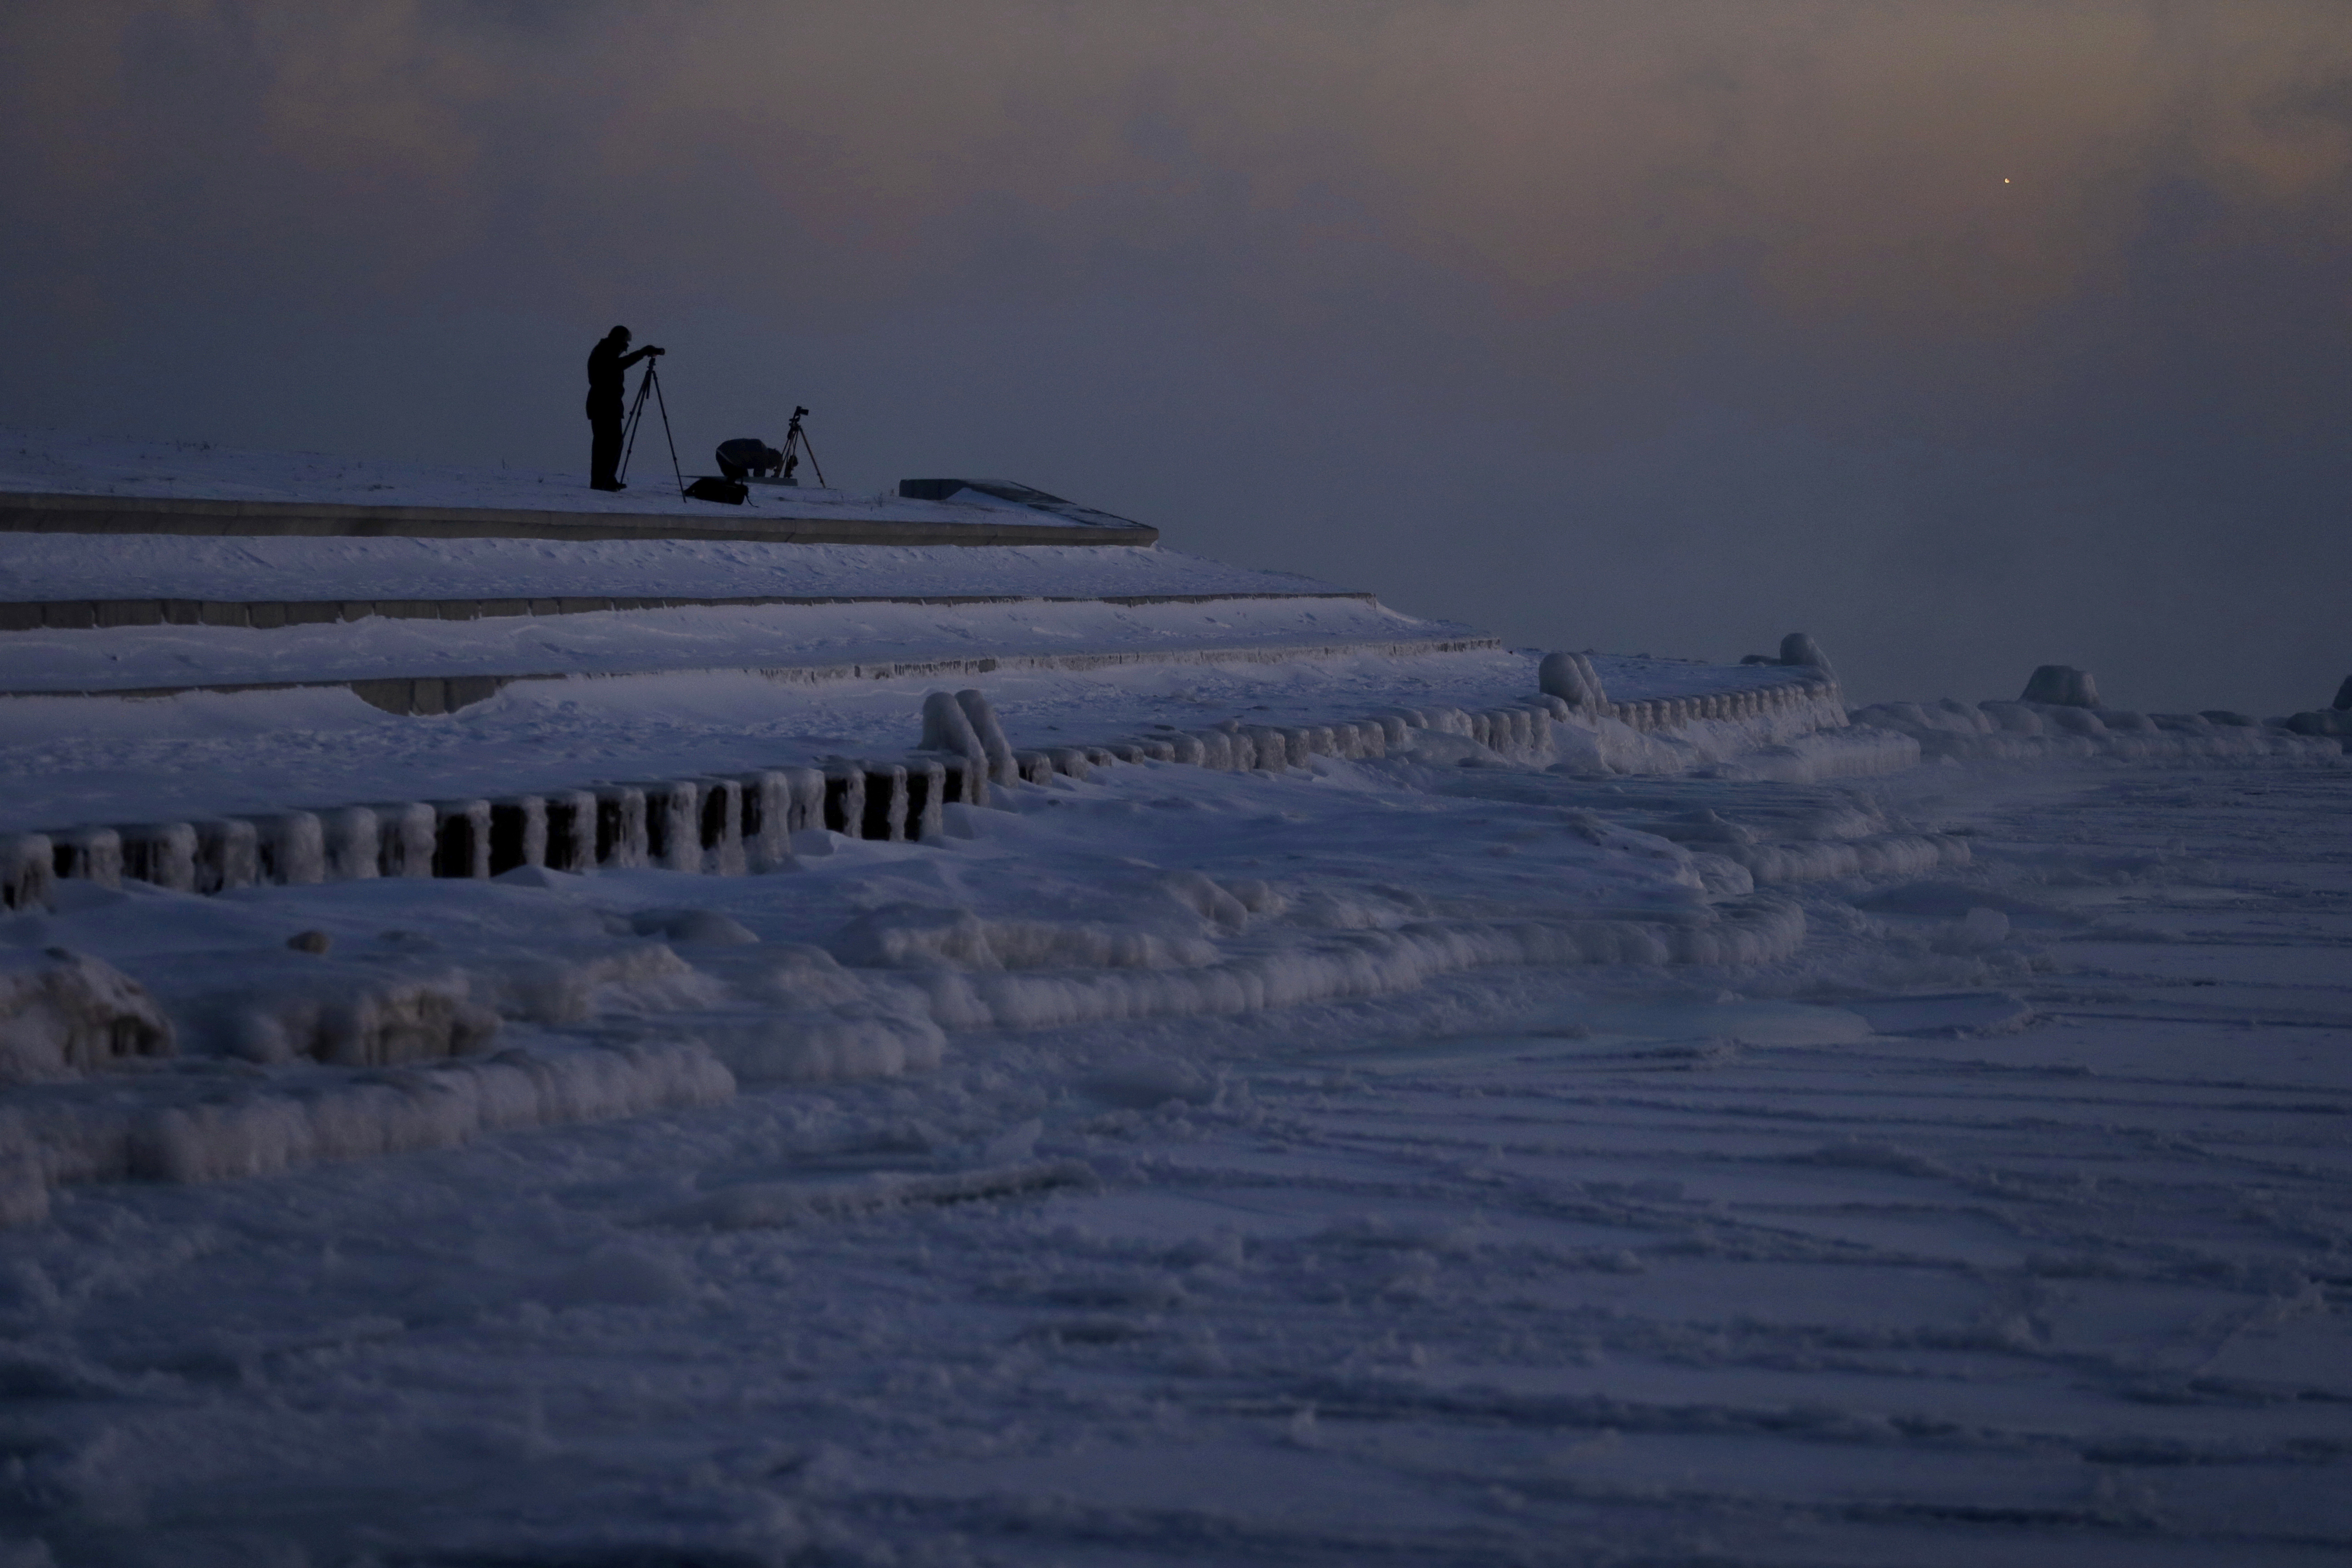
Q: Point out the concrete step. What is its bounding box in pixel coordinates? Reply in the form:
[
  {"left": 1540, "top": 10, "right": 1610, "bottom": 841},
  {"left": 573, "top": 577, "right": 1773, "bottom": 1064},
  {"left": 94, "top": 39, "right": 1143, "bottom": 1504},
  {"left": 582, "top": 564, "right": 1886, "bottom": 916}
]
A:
[
  {"left": 0, "top": 490, "right": 1157, "bottom": 547},
  {"left": 0, "top": 589, "right": 1375, "bottom": 633}
]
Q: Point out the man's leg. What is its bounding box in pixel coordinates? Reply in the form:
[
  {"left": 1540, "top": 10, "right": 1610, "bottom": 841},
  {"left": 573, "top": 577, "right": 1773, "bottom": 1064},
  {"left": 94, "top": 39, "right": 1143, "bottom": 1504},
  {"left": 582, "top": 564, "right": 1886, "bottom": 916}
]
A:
[{"left": 590, "top": 414, "right": 623, "bottom": 490}]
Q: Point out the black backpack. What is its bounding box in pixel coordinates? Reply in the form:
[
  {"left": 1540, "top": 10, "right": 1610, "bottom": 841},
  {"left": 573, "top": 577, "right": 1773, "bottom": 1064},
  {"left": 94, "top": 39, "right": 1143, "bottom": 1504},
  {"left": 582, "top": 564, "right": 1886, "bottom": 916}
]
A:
[{"left": 684, "top": 475, "right": 748, "bottom": 506}]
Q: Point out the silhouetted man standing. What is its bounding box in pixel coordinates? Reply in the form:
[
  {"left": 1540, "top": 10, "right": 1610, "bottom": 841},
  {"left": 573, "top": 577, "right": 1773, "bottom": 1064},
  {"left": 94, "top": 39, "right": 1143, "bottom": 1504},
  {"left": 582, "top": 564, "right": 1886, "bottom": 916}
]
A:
[{"left": 586, "top": 325, "right": 663, "bottom": 491}]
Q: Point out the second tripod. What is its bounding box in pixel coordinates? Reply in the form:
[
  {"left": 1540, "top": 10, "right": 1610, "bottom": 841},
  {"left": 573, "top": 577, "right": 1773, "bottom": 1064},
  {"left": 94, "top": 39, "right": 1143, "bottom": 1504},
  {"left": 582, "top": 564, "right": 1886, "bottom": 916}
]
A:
[{"left": 779, "top": 405, "right": 826, "bottom": 487}]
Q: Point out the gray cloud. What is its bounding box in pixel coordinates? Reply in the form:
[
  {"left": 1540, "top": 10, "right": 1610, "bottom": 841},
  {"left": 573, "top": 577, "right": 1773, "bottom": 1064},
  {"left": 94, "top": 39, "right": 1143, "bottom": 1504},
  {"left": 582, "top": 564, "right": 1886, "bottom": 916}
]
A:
[{"left": 4, "top": 1, "right": 2347, "bottom": 710}]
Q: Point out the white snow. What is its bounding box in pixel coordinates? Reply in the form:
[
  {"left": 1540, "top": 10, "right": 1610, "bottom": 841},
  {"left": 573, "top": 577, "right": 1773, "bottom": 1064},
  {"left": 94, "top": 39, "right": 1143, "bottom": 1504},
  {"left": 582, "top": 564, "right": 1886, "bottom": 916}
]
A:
[
  {"left": 0, "top": 648, "right": 1837, "bottom": 833},
  {"left": 0, "top": 427, "right": 1131, "bottom": 527},
  {"left": 0, "top": 592, "right": 1471, "bottom": 693},
  {"left": 0, "top": 433, "right": 2345, "bottom": 1563},
  {"left": 0, "top": 747, "right": 2345, "bottom": 1563}
]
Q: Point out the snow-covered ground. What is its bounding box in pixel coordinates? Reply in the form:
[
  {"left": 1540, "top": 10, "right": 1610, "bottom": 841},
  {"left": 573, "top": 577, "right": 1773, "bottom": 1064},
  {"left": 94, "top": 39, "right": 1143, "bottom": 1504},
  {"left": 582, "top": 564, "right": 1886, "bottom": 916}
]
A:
[
  {"left": 0, "top": 434, "right": 2345, "bottom": 1564},
  {"left": 0, "top": 649, "right": 1818, "bottom": 832},
  {"left": 1, "top": 747, "right": 2346, "bottom": 1564},
  {"left": 0, "top": 593, "right": 1475, "bottom": 695},
  {"left": 0, "top": 428, "right": 1136, "bottom": 530}
]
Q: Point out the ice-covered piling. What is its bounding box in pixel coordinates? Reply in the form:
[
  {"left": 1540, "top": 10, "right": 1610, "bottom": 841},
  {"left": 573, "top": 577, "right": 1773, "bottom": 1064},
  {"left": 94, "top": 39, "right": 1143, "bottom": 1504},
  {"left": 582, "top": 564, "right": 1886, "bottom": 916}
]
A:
[
  {"left": 856, "top": 762, "right": 908, "bottom": 841},
  {"left": 899, "top": 757, "right": 946, "bottom": 842},
  {"left": 631, "top": 782, "right": 696, "bottom": 874},
  {"left": 371, "top": 804, "right": 435, "bottom": 879},
  {"left": 730, "top": 771, "right": 795, "bottom": 871},
  {"left": 955, "top": 689, "right": 1019, "bottom": 787},
  {"left": 0, "top": 836, "right": 53, "bottom": 910},
  {"left": 256, "top": 812, "right": 327, "bottom": 885},
  {"left": 821, "top": 764, "right": 867, "bottom": 836},
  {"left": 323, "top": 808, "right": 380, "bottom": 881},
  {"left": 53, "top": 828, "right": 123, "bottom": 890},
  {"left": 592, "top": 787, "right": 648, "bottom": 869},
  {"left": 920, "top": 692, "right": 988, "bottom": 794},
  {"left": 694, "top": 778, "right": 747, "bottom": 875},
  {"left": 119, "top": 822, "right": 198, "bottom": 892},
  {"left": 431, "top": 800, "right": 492, "bottom": 879},
  {"left": 488, "top": 798, "right": 548, "bottom": 876},
  {"left": 195, "top": 818, "right": 259, "bottom": 892}
]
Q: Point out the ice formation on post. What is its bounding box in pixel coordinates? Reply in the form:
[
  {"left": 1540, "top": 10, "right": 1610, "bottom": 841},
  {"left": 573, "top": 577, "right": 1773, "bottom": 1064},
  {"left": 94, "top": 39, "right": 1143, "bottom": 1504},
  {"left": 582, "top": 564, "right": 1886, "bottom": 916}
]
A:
[
  {"left": 2020, "top": 663, "right": 2100, "bottom": 707},
  {"left": 1539, "top": 650, "right": 1606, "bottom": 710},
  {"left": 956, "top": 688, "right": 1020, "bottom": 786},
  {"left": 1778, "top": 631, "right": 1833, "bottom": 676},
  {"left": 0, "top": 949, "right": 174, "bottom": 1083}
]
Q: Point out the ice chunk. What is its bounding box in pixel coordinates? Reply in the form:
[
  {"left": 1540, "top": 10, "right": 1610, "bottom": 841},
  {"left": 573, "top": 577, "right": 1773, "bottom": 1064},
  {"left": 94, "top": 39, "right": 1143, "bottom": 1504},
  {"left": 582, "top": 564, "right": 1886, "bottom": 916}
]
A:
[
  {"left": 1396, "top": 729, "right": 1503, "bottom": 768},
  {"left": 1086, "top": 1053, "right": 1219, "bottom": 1109},
  {"left": 1934, "top": 906, "right": 2012, "bottom": 952},
  {"left": 650, "top": 1159, "right": 1088, "bottom": 1229},
  {"left": 2020, "top": 664, "right": 2100, "bottom": 707},
  {"left": 630, "top": 908, "right": 758, "bottom": 945},
  {"left": 122, "top": 1038, "right": 733, "bottom": 1185},
  {"left": 168, "top": 956, "right": 500, "bottom": 1067},
  {"left": 828, "top": 904, "right": 1216, "bottom": 972},
  {"left": 0, "top": 948, "right": 174, "bottom": 1082},
  {"left": 1159, "top": 870, "right": 1251, "bottom": 931},
  {"left": 1779, "top": 632, "right": 1834, "bottom": 676},
  {"left": 491, "top": 864, "right": 582, "bottom": 890},
  {"left": 1844, "top": 991, "right": 2035, "bottom": 1038},
  {"left": 690, "top": 1007, "right": 946, "bottom": 1083}
]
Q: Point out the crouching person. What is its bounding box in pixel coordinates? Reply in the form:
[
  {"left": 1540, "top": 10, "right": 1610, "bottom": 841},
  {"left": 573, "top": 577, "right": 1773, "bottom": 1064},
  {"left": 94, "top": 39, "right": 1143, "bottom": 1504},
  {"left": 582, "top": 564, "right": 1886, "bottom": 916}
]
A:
[{"left": 715, "top": 438, "right": 784, "bottom": 481}]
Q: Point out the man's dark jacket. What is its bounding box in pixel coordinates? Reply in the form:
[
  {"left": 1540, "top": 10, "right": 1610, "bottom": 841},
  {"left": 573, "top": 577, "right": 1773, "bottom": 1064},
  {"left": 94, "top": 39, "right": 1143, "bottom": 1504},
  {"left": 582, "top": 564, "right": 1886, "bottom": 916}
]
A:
[{"left": 586, "top": 337, "right": 652, "bottom": 418}]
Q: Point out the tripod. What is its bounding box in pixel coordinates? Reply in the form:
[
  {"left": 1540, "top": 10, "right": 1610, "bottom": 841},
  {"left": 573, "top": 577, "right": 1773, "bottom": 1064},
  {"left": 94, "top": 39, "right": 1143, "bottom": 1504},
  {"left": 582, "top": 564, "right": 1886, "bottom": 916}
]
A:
[
  {"left": 780, "top": 405, "right": 827, "bottom": 488},
  {"left": 619, "top": 357, "right": 687, "bottom": 499}
]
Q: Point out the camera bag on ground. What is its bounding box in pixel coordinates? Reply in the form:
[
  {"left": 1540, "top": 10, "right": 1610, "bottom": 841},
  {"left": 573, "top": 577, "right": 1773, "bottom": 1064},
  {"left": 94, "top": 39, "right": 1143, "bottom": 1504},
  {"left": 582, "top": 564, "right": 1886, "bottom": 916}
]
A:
[{"left": 684, "top": 475, "right": 748, "bottom": 505}]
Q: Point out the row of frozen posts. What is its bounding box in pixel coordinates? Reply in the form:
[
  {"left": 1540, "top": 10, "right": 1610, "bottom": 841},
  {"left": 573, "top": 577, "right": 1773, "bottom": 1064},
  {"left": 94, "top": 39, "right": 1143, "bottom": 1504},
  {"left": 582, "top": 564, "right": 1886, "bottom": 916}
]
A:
[{"left": 0, "top": 669, "right": 1837, "bottom": 910}]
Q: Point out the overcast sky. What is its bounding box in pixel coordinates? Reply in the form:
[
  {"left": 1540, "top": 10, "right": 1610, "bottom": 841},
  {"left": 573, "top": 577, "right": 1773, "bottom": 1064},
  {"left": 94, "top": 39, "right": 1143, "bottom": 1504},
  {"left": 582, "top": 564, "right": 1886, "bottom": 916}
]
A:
[{"left": 5, "top": 2, "right": 2347, "bottom": 711}]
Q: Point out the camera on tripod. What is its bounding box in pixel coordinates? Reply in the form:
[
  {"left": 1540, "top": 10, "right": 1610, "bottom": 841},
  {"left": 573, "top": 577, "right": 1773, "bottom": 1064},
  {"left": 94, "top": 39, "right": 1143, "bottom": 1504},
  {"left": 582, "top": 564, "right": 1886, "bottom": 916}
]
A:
[
  {"left": 778, "top": 406, "right": 824, "bottom": 486},
  {"left": 712, "top": 406, "right": 826, "bottom": 490}
]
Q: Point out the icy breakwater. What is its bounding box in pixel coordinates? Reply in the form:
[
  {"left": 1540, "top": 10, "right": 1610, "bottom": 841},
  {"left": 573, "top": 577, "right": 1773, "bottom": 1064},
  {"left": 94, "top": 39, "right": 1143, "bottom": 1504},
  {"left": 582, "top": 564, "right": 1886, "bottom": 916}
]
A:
[
  {"left": 0, "top": 657, "right": 1932, "bottom": 1218},
  {"left": 1, "top": 663, "right": 1865, "bottom": 909}
]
